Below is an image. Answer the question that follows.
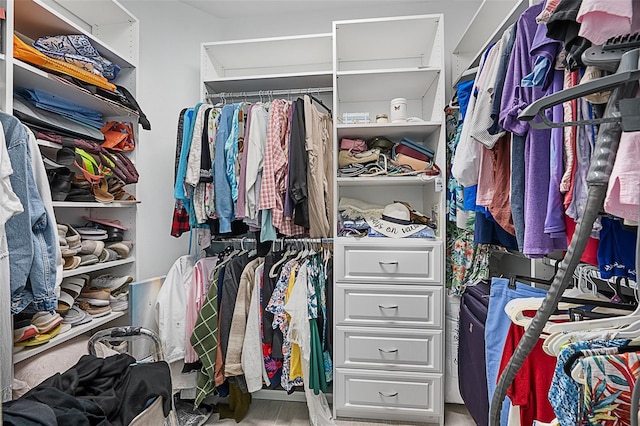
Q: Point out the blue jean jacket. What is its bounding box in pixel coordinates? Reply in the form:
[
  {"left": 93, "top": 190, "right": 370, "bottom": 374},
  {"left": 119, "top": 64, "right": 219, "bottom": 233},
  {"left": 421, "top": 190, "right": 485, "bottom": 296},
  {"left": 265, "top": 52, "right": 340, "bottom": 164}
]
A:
[{"left": 2, "top": 112, "right": 57, "bottom": 313}]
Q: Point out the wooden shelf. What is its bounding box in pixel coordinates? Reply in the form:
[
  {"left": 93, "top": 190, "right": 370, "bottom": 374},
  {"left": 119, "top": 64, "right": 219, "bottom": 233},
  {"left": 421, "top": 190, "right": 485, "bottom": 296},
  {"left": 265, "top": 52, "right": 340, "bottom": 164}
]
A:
[
  {"left": 14, "top": 0, "right": 136, "bottom": 68},
  {"left": 336, "top": 122, "right": 441, "bottom": 141},
  {"left": 13, "top": 310, "right": 126, "bottom": 364},
  {"left": 337, "top": 175, "right": 439, "bottom": 186},
  {"left": 337, "top": 68, "right": 440, "bottom": 103},
  {"left": 14, "top": 59, "right": 139, "bottom": 119},
  {"left": 63, "top": 257, "right": 135, "bottom": 278}
]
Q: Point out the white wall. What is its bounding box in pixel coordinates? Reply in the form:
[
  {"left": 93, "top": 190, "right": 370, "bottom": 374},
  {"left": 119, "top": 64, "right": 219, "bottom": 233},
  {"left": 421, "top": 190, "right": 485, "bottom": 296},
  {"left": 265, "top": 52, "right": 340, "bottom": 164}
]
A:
[
  {"left": 120, "top": 0, "right": 222, "bottom": 280},
  {"left": 121, "top": 1, "right": 477, "bottom": 280}
]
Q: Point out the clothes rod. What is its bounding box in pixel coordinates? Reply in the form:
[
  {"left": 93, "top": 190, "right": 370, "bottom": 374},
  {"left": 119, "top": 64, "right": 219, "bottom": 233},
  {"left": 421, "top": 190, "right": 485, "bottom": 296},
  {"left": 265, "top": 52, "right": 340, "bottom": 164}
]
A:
[
  {"left": 206, "top": 87, "right": 333, "bottom": 100},
  {"left": 213, "top": 237, "right": 334, "bottom": 244}
]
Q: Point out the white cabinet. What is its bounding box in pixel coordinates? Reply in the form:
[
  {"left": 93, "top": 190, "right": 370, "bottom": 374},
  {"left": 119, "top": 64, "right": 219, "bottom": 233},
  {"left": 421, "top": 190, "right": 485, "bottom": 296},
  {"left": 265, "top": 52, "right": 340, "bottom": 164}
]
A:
[
  {"left": 5, "top": 0, "right": 139, "bottom": 364},
  {"left": 332, "top": 15, "right": 446, "bottom": 425}
]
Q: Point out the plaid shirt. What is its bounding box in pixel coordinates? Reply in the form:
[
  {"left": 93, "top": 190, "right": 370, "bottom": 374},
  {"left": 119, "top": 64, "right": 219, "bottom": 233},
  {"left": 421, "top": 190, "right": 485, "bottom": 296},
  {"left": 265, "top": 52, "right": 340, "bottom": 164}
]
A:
[{"left": 258, "top": 99, "right": 304, "bottom": 237}]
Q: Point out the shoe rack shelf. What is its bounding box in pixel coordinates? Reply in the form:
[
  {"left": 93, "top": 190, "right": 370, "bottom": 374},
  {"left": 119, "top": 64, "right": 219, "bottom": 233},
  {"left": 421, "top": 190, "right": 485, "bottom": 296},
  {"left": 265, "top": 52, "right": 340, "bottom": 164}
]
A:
[
  {"left": 63, "top": 257, "right": 135, "bottom": 279},
  {"left": 13, "top": 310, "right": 126, "bottom": 364},
  {"left": 3, "top": 0, "right": 140, "bottom": 376}
]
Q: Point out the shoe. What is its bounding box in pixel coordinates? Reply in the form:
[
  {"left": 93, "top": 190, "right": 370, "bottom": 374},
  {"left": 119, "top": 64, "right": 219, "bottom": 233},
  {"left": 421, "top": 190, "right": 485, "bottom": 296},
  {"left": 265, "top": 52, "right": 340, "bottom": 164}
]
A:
[
  {"left": 98, "top": 248, "right": 118, "bottom": 263},
  {"left": 13, "top": 319, "right": 38, "bottom": 343},
  {"left": 49, "top": 167, "right": 74, "bottom": 201},
  {"left": 106, "top": 241, "right": 133, "bottom": 258},
  {"left": 79, "top": 254, "right": 100, "bottom": 266},
  {"left": 90, "top": 274, "right": 133, "bottom": 293},
  {"left": 77, "top": 287, "right": 111, "bottom": 306},
  {"left": 92, "top": 179, "right": 114, "bottom": 203},
  {"left": 31, "top": 311, "right": 63, "bottom": 334},
  {"left": 79, "top": 240, "right": 105, "bottom": 256},
  {"left": 78, "top": 301, "right": 112, "bottom": 317},
  {"left": 62, "top": 305, "right": 92, "bottom": 326},
  {"left": 61, "top": 224, "right": 82, "bottom": 250},
  {"left": 338, "top": 149, "right": 380, "bottom": 168},
  {"left": 56, "top": 290, "right": 75, "bottom": 314},
  {"left": 109, "top": 292, "right": 128, "bottom": 311},
  {"left": 63, "top": 256, "right": 81, "bottom": 270}
]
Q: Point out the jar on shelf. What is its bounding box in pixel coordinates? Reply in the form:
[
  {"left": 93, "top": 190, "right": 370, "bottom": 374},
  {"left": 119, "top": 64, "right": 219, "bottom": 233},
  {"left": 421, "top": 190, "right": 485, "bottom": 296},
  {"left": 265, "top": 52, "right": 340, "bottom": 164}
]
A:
[
  {"left": 390, "top": 98, "right": 407, "bottom": 123},
  {"left": 376, "top": 114, "right": 388, "bottom": 123}
]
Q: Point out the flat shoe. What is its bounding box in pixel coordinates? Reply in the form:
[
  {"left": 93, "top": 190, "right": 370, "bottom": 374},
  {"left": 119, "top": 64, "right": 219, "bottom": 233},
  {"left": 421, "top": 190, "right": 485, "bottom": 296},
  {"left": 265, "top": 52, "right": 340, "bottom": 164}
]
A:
[
  {"left": 14, "top": 324, "right": 63, "bottom": 347},
  {"left": 79, "top": 240, "right": 105, "bottom": 256},
  {"left": 92, "top": 179, "right": 114, "bottom": 203},
  {"left": 79, "top": 254, "right": 99, "bottom": 266},
  {"left": 13, "top": 324, "right": 38, "bottom": 343},
  {"left": 56, "top": 290, "right": 75, "bottom": 314},
  {"left": 31, "top": 311, "right": 63, "bottom": 334},
  {"left": 63, "top": 256, "right": 81, "bottom": 270},
  {"left": 98, "top": 248, "right": 118, "bottom": 263}
]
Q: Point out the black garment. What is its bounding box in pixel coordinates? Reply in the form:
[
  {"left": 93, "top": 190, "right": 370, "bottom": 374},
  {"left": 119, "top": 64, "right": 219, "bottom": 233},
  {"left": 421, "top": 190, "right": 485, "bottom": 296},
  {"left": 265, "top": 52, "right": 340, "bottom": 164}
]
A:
[
  {"left": 288, "top": 98, "right": 309, "bottom": 228},
  {"left": 546, "top": 0, "right": 591, "bottom": 70},
  {"left": 325, "top": 259, "right": 333, "bottom": 354},
  {"left": 116, "top": 86, "right": 151, "bottom": 131},
  {"left": 199, "top": 107, "right": 213, "bottom": 183},
  {"left": 4, "top": 354, "right": 172, "bottom": 426},
  {"left": 219, "top": 253, "right": 251, "bottom": 363},
  {"left": 3, "top": 399, "right": 59, "bottom": 426},
  {"left": 207, "top": 217, "right": 249, "bottom": 237},
  {"left": 174, "top": 108, "right": 188, "bottom": 184},
  {"left": 262, "top": 251, "right": 285, "bottom": 359}
]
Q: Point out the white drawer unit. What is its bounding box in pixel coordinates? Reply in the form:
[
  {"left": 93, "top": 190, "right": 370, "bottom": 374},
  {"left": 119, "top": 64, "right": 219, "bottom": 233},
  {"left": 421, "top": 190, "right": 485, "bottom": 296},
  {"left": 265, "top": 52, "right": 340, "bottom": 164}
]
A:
[
  {"left": 335, "top": 240, "right": 442, "bottom": 284},
  {"left": 336, "top": 327, "right": 443, "bottom": 372},
  {"left": 335, "top": 284, "right": 443, "bottom": 328},
  {"left": 335, "top": 369, "right": 443, "bottom": 422}
]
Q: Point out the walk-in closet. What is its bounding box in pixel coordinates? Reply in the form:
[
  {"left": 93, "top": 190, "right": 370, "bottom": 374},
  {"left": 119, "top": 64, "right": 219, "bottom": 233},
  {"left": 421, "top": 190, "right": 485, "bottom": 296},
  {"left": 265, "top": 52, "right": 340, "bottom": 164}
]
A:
[{"left": 2, "top": 1, "right": 639, "bottom": 425}]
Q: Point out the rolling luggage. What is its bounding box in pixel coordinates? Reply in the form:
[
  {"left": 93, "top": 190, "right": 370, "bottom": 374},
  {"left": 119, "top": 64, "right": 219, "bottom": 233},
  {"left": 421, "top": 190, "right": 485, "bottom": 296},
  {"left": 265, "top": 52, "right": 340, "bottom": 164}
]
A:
[{"left": 458, "top": 281, "right": 491, "bottom": 426}]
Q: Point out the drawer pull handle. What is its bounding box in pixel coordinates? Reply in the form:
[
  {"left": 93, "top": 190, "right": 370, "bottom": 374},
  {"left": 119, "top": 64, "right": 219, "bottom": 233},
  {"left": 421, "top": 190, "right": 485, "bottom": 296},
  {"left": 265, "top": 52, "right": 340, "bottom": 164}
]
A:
[
  {"left": 378, "top": 261, "right": 399, "bottom": 266},
  {"left": 378, "top": 347, "right": 398, "bottom": 353},
  {"left": 378, "top": 304, "right": 399, "bottom": 309},
  {"left": 379, "top": 391, "right": 399, "bottom": 398}
]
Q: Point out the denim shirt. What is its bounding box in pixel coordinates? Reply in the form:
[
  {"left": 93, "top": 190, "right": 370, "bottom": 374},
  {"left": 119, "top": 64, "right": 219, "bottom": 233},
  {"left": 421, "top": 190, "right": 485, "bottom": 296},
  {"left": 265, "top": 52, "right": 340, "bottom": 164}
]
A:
[
  {"left": 214, "top": 105, "right": 235, "bottom": 233},
  {"left": 2, "top": 112, "right": 57, "bottom": 313}
]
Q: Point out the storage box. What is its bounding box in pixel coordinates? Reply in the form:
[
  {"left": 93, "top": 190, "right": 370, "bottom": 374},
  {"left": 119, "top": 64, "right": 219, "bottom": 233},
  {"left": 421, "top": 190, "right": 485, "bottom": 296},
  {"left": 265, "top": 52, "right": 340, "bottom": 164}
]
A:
[{"left": 341, "top": 112, "right": 370, "bottom": 124}]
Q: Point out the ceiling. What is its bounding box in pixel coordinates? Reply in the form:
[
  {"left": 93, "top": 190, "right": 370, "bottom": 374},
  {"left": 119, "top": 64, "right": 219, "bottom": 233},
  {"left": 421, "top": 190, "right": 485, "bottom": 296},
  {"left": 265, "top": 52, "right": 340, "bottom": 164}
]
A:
[{"left": 180, "top": 0, "right": 480, "bottom": 19}]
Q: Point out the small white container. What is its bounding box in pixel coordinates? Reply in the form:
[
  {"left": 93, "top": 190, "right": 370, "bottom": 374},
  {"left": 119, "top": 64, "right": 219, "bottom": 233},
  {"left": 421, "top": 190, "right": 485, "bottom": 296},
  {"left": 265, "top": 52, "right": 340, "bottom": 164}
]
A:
[{"left": 390, "top": 98, "right": 407, "bottom": 123}]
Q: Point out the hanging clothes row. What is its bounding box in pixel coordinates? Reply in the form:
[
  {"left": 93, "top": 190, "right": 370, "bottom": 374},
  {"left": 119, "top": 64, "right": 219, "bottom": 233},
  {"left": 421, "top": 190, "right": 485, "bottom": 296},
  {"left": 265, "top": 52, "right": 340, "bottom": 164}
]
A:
[
  {"left": 156, "top": 239, "right": 334, "bottom": 423},
  {"left": 171, "top": 95, "right": 334, "bottom": 248},
  {"left": 448, "top": 0, "right": 637, "bottom": 285}
]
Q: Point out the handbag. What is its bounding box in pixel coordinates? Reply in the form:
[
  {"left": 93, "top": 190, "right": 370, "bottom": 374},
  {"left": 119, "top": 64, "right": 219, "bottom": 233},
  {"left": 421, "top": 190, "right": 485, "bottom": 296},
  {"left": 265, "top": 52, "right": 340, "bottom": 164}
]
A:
[
  {"left": 101, "top": 121, "right": 136, "bottom": 151},
  {"left": 393, "top": 137, "right": 435, "bottom": 161},
  {"left": 340, "top": 138, "right": 367, "bottom": 154}
]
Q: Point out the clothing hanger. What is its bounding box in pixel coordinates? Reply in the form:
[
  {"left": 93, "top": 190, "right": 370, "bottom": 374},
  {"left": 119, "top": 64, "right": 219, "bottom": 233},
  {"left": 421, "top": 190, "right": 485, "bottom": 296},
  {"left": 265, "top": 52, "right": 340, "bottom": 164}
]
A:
[
  {"left": 307, "top": 91, "right": 332, "bottom": 115},
  {"left": 269, "top": 241, "right": 296, "bottom": 278}
]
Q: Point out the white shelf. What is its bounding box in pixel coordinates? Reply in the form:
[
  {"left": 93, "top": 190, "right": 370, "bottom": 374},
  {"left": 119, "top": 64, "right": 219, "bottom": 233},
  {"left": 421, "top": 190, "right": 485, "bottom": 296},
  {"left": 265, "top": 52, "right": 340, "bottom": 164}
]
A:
[
  {"left": 13, "top": 310, "right": 126, "bottom": 364},
  {"left": 53, "top": 201, "right": 139, "bottom": 208},
  {"left": 63, "top": 257, "right": 135, "bottom": 278},
  {"left": 14, "top": 59, "right": 139, "bottom": 119},
  {"left": 452, "top": 0, "right": 528, "bottom": 85},
  {"left": 335, "top": 15, "right": 442, "bottom": 71},
  {"left": 336, "top": 68, "right": 440, "bottom": 103},
  {"left": 337, "top": 175, "right": 439, "bottom": 187},
  {"left": 334, "top": 236, "right": 442, "bottom": 246},
  {"left": 204, "top": 71, "right": 333, "bottom": 94},
  {"left": 336, "top": 122, "right": 441, "bottom": 141},
  {"left": 14, "top": 0, "right": 136, "bottom": 69},
  {"left": 202, "top": 33, "right": 332, "bottom": 80}
]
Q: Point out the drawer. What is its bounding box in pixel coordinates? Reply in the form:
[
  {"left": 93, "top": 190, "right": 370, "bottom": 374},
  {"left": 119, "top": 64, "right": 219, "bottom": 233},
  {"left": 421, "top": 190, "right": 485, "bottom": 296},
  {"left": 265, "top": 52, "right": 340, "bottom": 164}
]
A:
[
  {"left": 335, "top": 241, "right": 442, "bottom": 283},
  {"left": 335, "top": 368, "right": 443, "bottom": 422},
  {"left": 336, "top": 327, "right": 442, "bottom": 372},
  {"left": 335, "top": 284, "right": 443, "bottom": 328}
]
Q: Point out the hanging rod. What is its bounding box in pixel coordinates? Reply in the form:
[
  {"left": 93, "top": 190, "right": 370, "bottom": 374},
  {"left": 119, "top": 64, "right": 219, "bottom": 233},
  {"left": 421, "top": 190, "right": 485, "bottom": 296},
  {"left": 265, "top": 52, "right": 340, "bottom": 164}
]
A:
[
  {"left": 213, "top": 237, "right": 334, "bottom": 244},
  {"left": 205, "top": 87, "right": 333, "bottom": 100}
]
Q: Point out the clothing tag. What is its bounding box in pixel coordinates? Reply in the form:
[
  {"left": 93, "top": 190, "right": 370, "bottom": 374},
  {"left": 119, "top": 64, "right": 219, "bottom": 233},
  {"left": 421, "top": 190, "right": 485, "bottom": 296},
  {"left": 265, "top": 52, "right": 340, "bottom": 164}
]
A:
[{"left": 434, "top": 177, "right": 443, "bottom": 192}]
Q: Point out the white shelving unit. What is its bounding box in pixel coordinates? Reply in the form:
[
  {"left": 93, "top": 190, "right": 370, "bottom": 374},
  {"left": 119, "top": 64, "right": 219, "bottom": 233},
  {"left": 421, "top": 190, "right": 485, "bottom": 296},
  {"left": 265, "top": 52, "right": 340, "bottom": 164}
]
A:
[
  {"left": 451, "top": 0, "right": 528, "bottom": 85},
  {"left": 5, "top": 0, "right": 140, "bottom": 371},
  {"left": 333, "top": 15, "right": 446, "bottom": 425}
]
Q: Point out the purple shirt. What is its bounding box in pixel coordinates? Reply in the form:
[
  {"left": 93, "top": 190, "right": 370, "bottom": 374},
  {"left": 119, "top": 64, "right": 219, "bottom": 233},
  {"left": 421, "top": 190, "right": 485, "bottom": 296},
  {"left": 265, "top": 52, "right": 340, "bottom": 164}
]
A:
[{"left": 500, "top": 2, "right": 566, "bottom": 257}]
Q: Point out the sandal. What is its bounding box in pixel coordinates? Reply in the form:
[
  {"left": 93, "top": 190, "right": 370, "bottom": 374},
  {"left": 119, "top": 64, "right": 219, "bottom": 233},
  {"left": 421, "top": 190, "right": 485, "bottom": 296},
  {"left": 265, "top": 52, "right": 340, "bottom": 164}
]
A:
[{"left": 92, "top": 179, "right": 114, "bottom": 203}]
